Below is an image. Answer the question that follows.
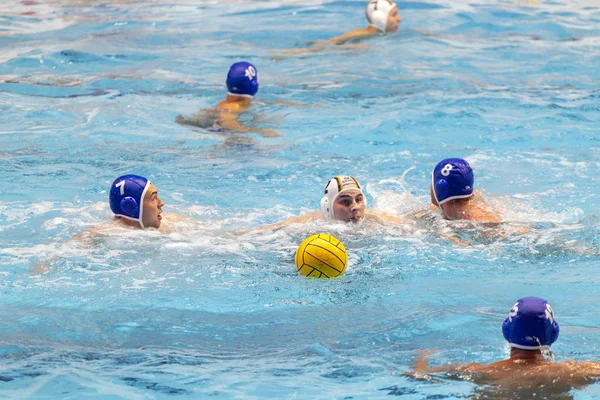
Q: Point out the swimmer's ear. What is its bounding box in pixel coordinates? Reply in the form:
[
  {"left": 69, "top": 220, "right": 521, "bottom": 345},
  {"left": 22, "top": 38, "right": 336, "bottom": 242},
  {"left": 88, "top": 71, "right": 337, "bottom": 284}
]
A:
[{"left": 120, "top": 196, "right": 139, "bottom": 218}]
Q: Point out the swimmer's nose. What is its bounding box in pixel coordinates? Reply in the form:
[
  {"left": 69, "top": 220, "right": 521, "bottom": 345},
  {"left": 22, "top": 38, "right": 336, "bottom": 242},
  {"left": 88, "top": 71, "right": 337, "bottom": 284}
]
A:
[{"left": 158, "top": 196, "right": 165, "bottom": 208}]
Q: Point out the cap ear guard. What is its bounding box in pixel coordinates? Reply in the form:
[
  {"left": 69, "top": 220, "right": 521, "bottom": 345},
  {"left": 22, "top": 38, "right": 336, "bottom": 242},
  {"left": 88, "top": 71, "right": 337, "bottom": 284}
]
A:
[
  {"left": 119, "top": 196, "right": 139, "bottom": 219},
  {"left": 433, "top": 178, "right": 448, "bottom": 207},
  {"left": 109, "top": 174, "right": 150, "bottom": 229},
  {"left": 549, "top": 320, "right": 560, "bottom": 346},
  {"left": 320, "top": 195, "right": 333, "bottom": 219}
]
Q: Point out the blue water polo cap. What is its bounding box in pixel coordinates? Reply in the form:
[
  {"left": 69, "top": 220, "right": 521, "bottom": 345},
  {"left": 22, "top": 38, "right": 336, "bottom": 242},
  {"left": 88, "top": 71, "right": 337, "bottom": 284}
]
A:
[
  {"left": 432, "top": 158, "right": 474, "bottom": 206},
  {"left": 226, "top": 61, "right": 259, "bottom": 98},
  {"left": 502, "top": 296, "right": 560, "bottom": 350},
  {"left": 109, "top": 174, "right": 151, "bottom": 228}
]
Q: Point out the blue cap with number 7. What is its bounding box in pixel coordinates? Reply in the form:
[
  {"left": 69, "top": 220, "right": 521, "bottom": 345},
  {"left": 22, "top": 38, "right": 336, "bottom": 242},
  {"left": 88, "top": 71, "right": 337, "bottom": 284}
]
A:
[
  {"left": 109, "top": 174, "right": 150, "bottom": 228},
  {"left": 432, "top": 158, "right": 474, "bottom": 206}
]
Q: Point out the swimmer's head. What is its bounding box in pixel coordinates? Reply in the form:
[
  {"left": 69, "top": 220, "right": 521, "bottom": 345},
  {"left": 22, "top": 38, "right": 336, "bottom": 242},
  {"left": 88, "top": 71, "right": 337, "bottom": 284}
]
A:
[
  {"left": 109, "top": 174, "right": 164, "bottom": 229},
  {"left": 502, "top": 296, "right": 560, "bottom": 350},
  {"left": 431, "top": 158, "right": 474, "bottom": 207},
  {"left": 365, "top": 0, "right": 400, "bottom": 33},
  {"left": 320, "top": 176, "right": 367, "bottom": 222},
  {"left": 226, "top": 61, "right": 259, "bottom": 98}
]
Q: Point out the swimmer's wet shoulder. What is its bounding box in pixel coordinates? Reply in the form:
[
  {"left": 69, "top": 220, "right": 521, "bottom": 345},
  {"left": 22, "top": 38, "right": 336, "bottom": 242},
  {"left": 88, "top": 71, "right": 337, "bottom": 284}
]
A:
[
  {"left": 430, "top": 158, "right": 501, "bottom": 223},
  {"left": 407, "top": 297, "right": 600, "bottom": 396},
  {"left": 176, "top": 61, "right": 281, "bottom": 138},
  {"left": 329, "top": 0, "right": 401, "bottom": 45}
]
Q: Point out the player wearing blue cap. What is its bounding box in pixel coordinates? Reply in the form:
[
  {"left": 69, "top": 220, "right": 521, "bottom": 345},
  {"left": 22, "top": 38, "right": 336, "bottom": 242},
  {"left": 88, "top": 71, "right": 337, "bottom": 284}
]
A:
[
  {"left": 109, "top": 174, "right": 165, "bottom": 230},
  {"left": 176, "top": 61, "right": 279, "bottom": 140},
  {"left": 408, "top": 297, "right": 600, "bottom": 398},
  {"left": 32, "top": 174, "right": 171, "bottom": 273},
  {"left": 430, "top": 158, "right": 501, "bottom": 223}
]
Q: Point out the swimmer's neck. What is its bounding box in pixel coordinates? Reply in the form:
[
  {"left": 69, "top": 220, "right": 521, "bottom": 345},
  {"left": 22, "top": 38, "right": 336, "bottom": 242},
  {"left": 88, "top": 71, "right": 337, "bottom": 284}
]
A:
[
  {"left": 365, "top": 25, "right": 383, "bottom": 34},
  {"left": 509, "top": 348, "right": 546, "bottom": 361},
  {"left": 224, "top": 94, "right": 253, "bottom": 105},
  {"left": 114, "top": 216, "right": 143, "bottom": 229}
]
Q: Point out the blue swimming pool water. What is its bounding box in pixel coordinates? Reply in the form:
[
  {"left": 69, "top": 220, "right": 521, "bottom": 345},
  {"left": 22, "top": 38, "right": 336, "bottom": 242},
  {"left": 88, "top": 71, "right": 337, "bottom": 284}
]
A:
[{"left": 1, "top": 0, "right": 599, "bottom": 398}]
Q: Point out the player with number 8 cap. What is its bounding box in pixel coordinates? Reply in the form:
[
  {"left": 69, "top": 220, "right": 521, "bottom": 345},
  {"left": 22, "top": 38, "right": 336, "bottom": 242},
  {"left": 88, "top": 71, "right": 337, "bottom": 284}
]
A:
[{"left": 430, "top": 157, "right": 501, "bottom": 223}]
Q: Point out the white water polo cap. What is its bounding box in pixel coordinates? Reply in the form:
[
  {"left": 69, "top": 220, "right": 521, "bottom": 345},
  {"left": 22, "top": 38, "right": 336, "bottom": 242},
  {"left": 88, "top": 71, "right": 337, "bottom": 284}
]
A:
[
  {"left": 320, "top": 176, "right": 366, "bottom": 219},
  {"left": 365, "top": 0, "right": 397, "bottom": 32},
  {"left": 109, "top": 174, "right": 151, "bottom": 229}
]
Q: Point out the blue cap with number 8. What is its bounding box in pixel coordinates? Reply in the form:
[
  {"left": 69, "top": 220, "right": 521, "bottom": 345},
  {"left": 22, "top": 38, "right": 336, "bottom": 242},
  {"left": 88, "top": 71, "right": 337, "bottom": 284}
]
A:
[
  {"left": 109, "top": 174, "right": 150, "bottom": 228},
  {"left": 226, "top": 61, "right": 259, "bottom": 98},
  {"left": 432, "top": 158, "right": 474, "bottom": 205}
]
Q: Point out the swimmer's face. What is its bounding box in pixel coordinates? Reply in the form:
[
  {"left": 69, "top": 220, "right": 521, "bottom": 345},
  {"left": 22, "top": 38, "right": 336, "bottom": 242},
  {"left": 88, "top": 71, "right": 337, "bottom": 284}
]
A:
[
  {"left": 333, "top": 189, "right": 365, "bottom": 223},
  {"left": 386, "top": 6, "right": 401, "bottom": 33},
  {"left": 141, "top": 183, "right": 164, "bottom": 229}
]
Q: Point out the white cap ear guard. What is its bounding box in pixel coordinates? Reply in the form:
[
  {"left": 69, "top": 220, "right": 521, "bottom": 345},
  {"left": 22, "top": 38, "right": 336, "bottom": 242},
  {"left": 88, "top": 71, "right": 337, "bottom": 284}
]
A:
[
  {"left": 365, "top": 0, "right": 397, "bottom": 32},
  {"left": 320, "top": 176, "right": 366, "bottom": 220}
]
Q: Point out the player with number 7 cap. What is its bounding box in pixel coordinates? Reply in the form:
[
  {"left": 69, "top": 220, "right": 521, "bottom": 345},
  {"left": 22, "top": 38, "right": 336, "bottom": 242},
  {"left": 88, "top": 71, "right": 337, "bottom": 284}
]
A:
[
  {"left": 109, "top": 174, "right": 165, "bottom": 230},
  {"left": 430, "top": 158, "right": 501, "bottom": 223}
]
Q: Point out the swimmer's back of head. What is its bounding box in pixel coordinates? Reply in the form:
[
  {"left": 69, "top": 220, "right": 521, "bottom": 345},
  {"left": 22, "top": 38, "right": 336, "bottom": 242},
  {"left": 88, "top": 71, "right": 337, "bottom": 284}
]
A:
[
  {"left": 502, "top": 296, "right": 560, "bottom": 350},
  {"left": 365, "top": 0, "right": 397, "bottom": 32},
  {"left": 431, "top": 158, "right": 474, "bottom": 206},
  {"left": 226, "top": 61, "right": 259, "bottom": 98}
]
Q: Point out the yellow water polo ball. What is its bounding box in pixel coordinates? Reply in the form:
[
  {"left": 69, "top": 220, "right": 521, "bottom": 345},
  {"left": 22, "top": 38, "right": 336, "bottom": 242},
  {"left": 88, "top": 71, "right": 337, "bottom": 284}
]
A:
[{"left": 294, "top": 234, "right": 348, "bottom": 278}]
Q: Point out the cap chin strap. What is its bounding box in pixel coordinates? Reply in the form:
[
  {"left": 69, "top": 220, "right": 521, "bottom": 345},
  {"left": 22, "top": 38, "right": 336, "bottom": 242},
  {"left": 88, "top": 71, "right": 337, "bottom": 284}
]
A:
[
  {"left": 227, "top": 92, "right": 254, "bottom": 99},
  {"left": 431, "top": 172, "right": 441, "bottom": 209},
  {"left": 136, "top": 181, "right": 151, "bottom": 229},
  {"left": 509, "top": 343, "right": 551, "bottom": 351}
]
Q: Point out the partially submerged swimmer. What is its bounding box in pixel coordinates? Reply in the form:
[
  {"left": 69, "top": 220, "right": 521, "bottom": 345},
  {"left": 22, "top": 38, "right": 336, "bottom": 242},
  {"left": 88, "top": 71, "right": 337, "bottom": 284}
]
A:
[
  {"left": 274, "top": 0, "right": 401, "bottom": 58},
  {"left": 109, "top": 174, "right": 166, "bottom": 231},
  {"left": 32, "top": 174, "right": 177, "bottom": 273},
  {"left": 243, "top": 176, "right": 405, "bottom": 232},
  {"left": 409, "top": 297, "right": 600, "bottom": 398},
  {"left": 430, "top": 158, "right": 501, "bottom": 223},
  {"left": 176, "top": 61, "right": 280, "bottom": 139},
  {"left": 323, "top": 0, "right": 402, "bottom": 45}
]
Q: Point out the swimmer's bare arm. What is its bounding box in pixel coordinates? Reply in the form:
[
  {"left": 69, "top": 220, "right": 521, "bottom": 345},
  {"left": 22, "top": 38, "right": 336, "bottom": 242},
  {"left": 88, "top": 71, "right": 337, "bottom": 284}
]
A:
[
  {"left": 236, "top": 211, "right": 322, "bottom": 235},
  {"left": 322, "top": 28, "right": 379, "bottom": 45},
  {"left": 218, "top": 105, "right": 281, "bottom": 138},
  {"left": 273, "top": 32, "right": 370, "bottom": 58},
  {"left": 405, "top": 350, "right": 476, "bottom": 377},
  {"left": 365, "top": 210, "right": 406, "bottom": 224},
  {"left": 565, "top": 360, "right": 600, "bottom": 377}
]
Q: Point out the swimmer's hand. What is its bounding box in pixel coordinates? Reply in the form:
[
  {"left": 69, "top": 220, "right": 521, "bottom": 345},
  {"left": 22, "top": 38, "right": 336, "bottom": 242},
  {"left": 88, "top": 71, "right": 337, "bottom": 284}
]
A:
[
  {"left": 31, "top": 256, "right": 60, "bottom": 274},
  {"left": 272, "top": 99, "right": 307, "bottom": 108},
  {"left": 259, "top": 128, "right": 281, "bottom": 138}
]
